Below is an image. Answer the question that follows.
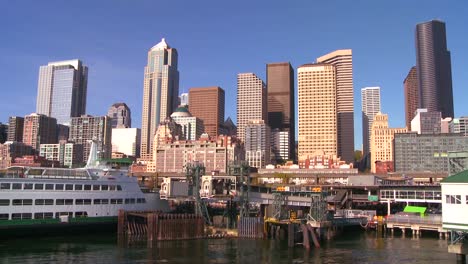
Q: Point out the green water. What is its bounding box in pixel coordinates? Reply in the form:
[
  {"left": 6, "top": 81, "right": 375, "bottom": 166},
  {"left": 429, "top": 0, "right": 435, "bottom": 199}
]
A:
[{"left": 0, "top": 230, "right": 455, "bottom": 263}]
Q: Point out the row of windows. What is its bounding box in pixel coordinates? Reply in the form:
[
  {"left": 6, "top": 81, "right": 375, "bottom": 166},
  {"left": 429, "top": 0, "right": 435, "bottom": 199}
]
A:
[
  {"left": 445, "top": 195, "right": 468, "bottom": 204},
  {"left": 0, "top": 198, "right": 146, "bottom": 206},
  {"left": 0, "top": 211, "right": 89, "bottom": 220},
  {"left": 0, "top": 183, "right": 122, "bottom": 191}
]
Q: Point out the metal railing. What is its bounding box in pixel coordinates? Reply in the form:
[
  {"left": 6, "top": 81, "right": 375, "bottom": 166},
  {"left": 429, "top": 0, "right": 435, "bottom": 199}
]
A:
[{"left": 386, "top": 214, "right": 442, "bottom": 225}]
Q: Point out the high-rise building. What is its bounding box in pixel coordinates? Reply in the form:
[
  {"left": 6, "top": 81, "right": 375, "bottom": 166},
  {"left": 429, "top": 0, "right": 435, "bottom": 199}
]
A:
[
  {"left": 266, "top": 62, "right": 295, "bottom": 162},
  {"left": 39, "top": 143, "right": 83, "bottom": 168},
  {"left": 69, "top": 115, "right": 112, "bottom": 163},
  {"left": 317, "top": 50, "right": 354, "bottom": 163},
  {"left": 369, "top": 113, "right": 407, "bottom": 173},
  {"left": 410, "top": 109, "right": 442, "bottom": 134},
  {"left": 7, "top": 116, "right": 24, "bottom": 142},
  {"left": 449, "top": 117, "right": 468, "bottom": 136},
  {"left": 0, "top": 123, "right": 7, "bottom": 144},
  {"left": 22, "top": 113, "right": 57, "bottom": 153},
  {"left": 237, "top": 73, "right": 267, "bottom": 143},
  {"left": 179, "top": 93, "right": 189, "bottom": 107},
  {"left": 140, "top": 38, "right": 179, "bottom": 160},
  {"left": 0, "top": 142, "right": 32, "bottom": 169},
  {"left": 107, "top": 103, "right": 131, "bottom": 128},
  {"left": 188, "top": 87, "right": 225, "bottom": 138},
  {"left": 111, "top": 128, "right": 141, "bottom": 158},
  {"left": 404, "top": 66, "right": 419, "bottom": 129},
  {"left": 170, "top": 107, "right": 204, "bottom": 140},
  {"left": 416, "top": 20, "right": 454, "bottom": 118},
  {"left": 361, "top": 87, "right": 381, "bottom": 155},
  {"left": 297, "top": 63, "right": 337, "bottom": 159},
  {"left": 245, "top": 120, "right": 271, "bottom": 169},
  {"left": 36, "top": 60, "right": 88, "bottom": 125}
]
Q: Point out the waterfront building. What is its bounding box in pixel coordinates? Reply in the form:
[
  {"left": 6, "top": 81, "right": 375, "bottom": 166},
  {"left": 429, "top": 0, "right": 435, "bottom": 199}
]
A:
[
  {"left": 69, "top": 115, "right": 112, "bottom": 162},
  {"left": 394, "top": 133, "right": 468, "bottom": 173},
  {"left": 298, "top": 151, "right": 352, "bottom": 169},
  {"left": 297, "top": 63, "right": 337, "bottom": 159},
  {"left": 140, "top": 38, "right": 179, "bottom": 160},
  {"left": 179, "top": 93, "right": 189, "bottom": 107},
  {"left": 450, "top": 117, "right": 468, "bottom": 136},
  {"left": 0, "top": 142, "right": 32, "bottom": 169},
  {"left": 23, "top": 113, "right": 57, "bottom": 153},
  {"left": 170, "top": 107, "right": 204, "bottom": 141},
  {"left": 36, "top": 59, "right": 88, "bottom": 125},
  {"left": 188, "top": 87, "right": 225, "bottom": 138},
  {"left": 152, "top": 134, "right": 243, "bottom": 173},
  {"left": 7, "top": 116, "right": 24, "bottom": 142},
  {"left": 416, "top": 20, "right": 454, "bottom": 118},
  {"left": 111, "top": 128, "right": 141, "bottom": 158},
  {"left": 0, "top": 123, "right": 7, "bottom": 144},
  {"left": 410, "top": 109, "right": 442, "bottom": 134},
  {"left": 245, "top": 120, "right": 270, "bottom": 169},
  {"left": 237, "top": 73, "right": 267, "bottom": 143},
  {"left": 441, "top": 170, "right": 468, "bottom": 232},
  {"left": 267, "top": 62, "right": 295, "bottom": 162},
  {"left": 361, "top": 87, "right": 381, "bottom": 155},
  {"left": 370, "top": 113, "right": 407, "bottom": 173},
  {"left": 404, "top": 66, "right": 419, "bottom": 129},
  {"left": 39, "top": 142, "right": 83, "bottom": 168},
  {"left": 107, "top": 103, "right": 131, "bottom": 128},
  {"left": 317, "top": 50, "right": 354, "bottom": 163}
]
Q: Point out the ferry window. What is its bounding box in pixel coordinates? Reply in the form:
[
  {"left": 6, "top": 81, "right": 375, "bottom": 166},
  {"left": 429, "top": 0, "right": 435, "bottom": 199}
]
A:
[
  {"left": 55, "top": 212, "right": 72, "bottom": 218},
  {"left": 137, "top": 198, "right": 146, "bottom": 203},
  {"left": 44, "top": 212, "right": 53, "bottom": 219},
  {"left": 75, "top": 211, "right": 88, "bottom": 217},
  {"left": 75, "top": 185, "right": 83, "bottom": 191},
  {"left": 55, "top": 184, "right": 64, "bottom": 190},
  {"left": 84, "top": 185, "right": 92, "bottom": 191},
  {"left": 22, "top": 213, "right": 32, "bottom": 219},
  {"left": 12, "top": 213, "right": 21, "bottom": 219},
  {"left": 45, "top": 184, "right": 54, "bottom": 190},
  {"left": 125, "top": 198, "right": 130, "bottom": 204},
  {"left": 110, "top": 199, "right": 117, "bottom": 204},
  {"left": 13, "top": 199, "right": 23, "bottom": 205},
  {"left": 93, "top": 199, "right": 101, "bottom": 205},
  {"left": 12, "top": 183, "right": 22, "bottom": 190},
  {"left": 34, "top": 212, "right": 44, "bottom": 219},
  {"left": 93, "top": 185, "right": 100, "bottom": 191},
  {"left": 35, "top": 199, "right": 45, "bottom": 205},
  {"left": 34, "top": 184, "right": 44, "bottom": 190},
  {"left": 446, "top": 195, "right": 462, "bottom": 204},
  {"left": 56, "top": 199, "right": 65, "bottom": 205},
  {"left": 44, "top": 199, "right": 54, "bottom": 205},
  {"left": 23, "top": 199, "right": 33, "bottom": 205},
  {"left": 0, "top": 214, "right": 8, "bottom": 220},
  {"left": 24, "top": 183, "right": 33, "bottom": 190},
  {"left": 0, "top": 200, "right": 10, "bottom": 206},
  {"left": 129, "top": 198, "right": 135, "bottom": 204},
  {"left": 117, "top": 185, "right": 122, "bottom": 191},
  {"left": 101, "top": 185, "right": 109, "bottom": 191},
  {"left": 109, "top": 185, "right": 116, "bottom": 191},
  {"left": 0, "top": 183, "right": 11, "bottom": 190},
  {"left": 101, "top": 199, "right": 109, "bottom": 204},
  {"left": 65, "top": 199, "right": 73, "bottom": 205},
  {"left": 84, "top": 199, "right": 91, "bottom": 205},
  {"left": 76, "top": 199, "right": 84, "bottom": 205},
  {"left": 65, "top": 184, "right": 73, "bottom": 191},
  {"left": 116, "top": 199, "right": 123, "bottom": 204}
]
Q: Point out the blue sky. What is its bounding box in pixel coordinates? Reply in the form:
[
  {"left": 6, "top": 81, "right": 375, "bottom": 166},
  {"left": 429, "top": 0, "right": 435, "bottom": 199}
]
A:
[{"left": 1, "top": 1, "right": 467, "bottom": 149}]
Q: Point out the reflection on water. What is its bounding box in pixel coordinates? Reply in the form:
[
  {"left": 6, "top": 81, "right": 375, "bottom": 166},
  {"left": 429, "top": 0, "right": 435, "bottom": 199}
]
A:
[{"left": 0, "top": 230, "right": 455, "bottom": 263}]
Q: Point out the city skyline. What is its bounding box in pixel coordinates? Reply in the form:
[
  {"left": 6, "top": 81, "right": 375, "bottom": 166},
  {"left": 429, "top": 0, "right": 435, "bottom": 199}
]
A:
[{"left": 1, "top": 1, "right": 467, "bottom": 150}]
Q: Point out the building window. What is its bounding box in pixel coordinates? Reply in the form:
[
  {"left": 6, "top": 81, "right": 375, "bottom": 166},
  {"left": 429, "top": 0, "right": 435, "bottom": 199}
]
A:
[{"left": 446, "top": 195, "right": 461, "bottom": 204}]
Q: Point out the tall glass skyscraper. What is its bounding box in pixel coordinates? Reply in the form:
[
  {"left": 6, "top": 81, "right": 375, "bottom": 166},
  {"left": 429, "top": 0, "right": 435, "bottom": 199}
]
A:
[
  {"left": 416, "top": 19, "right": 454, "bottom": 118},
  {"left": 361, "top": 87, "right": 381, "bottom": 155},
  {"left": 140, "top": 38, "right": 179, "bottom": 160},
  {"left": 36, "top": 60, "right": 88, "bottom": 125}
]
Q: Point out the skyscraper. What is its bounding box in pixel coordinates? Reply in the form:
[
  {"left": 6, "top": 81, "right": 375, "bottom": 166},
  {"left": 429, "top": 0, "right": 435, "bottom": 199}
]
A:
[
  {"left": 297, "top": 63, "right": 337, "bottom": 159},
  {"left": 237, "top": 73, "right": 267, "bottom": 143},
  {"left": 317, "top": 50, "right": 354, "bottom": 163},
  {"left": 266, "top": 62, "right": 295, "bottom": 162},
  {"left": 23, "top": 113, "right": 57, "bottom": 153},
  {"left": 416, "top": 19, "right": 454, "bottom": 118},
  {"left": 179, "top": 93, "right": 189, "bottom": 107},
  {"left": 7, "top": 116, "right": 24, "bottom": 142},
  {"left": 140, "top": 38, "right": 179, "bottom": 160},
  {"left": 189, "top": 87, "right": 225, "bottom": 138},
  {"left": 107, "top": 102, "right": 131, "bottom": 128},
  {"left": 245, "top": 120, "right": 270, "bottom": 169},
  {"left": 36, "top": 59, "right": 88, "bottom": 125},
  {"left": 361, "top": 87, "right": 381, "bottom": 155},
  {"left": 404, "top": 66, "right": 419, "bottom": 129}
]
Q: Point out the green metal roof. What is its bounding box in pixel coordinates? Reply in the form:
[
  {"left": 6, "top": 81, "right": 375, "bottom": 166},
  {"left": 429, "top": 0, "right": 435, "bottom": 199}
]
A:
[
  {"left": 403, "top": 205, "right": 426, "bottom": 216},
  {"left": 441, "top": 170, "right": 468, "bottom": 183}
]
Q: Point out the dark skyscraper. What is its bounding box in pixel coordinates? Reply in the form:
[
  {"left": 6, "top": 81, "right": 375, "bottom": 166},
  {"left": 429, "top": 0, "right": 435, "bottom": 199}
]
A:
[
  {"left": 415, "top": 19, "right": 454, "bottom": 118},
  {"left": 267, "top": 62, "right": 295, "bottom": 162},
  {"left": 404, "top": 66, "right": 419, "bottom": 129}
]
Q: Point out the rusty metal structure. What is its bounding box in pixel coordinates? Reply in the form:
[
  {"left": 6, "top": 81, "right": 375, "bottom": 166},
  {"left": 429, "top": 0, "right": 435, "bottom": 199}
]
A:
[{"left": 185, "top": 161, "right": 212, "bottom": 225}]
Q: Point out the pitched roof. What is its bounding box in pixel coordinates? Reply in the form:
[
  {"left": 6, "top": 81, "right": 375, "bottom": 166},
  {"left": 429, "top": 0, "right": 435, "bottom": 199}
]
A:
[{"left": 441, "top": 170, "right": 468, "bottom": 183}]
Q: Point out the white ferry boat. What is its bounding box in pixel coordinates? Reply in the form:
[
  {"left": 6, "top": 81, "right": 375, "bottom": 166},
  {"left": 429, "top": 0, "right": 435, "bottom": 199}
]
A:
[{"left": 0, "top": 141, "right": 169, "bottom": 231}]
